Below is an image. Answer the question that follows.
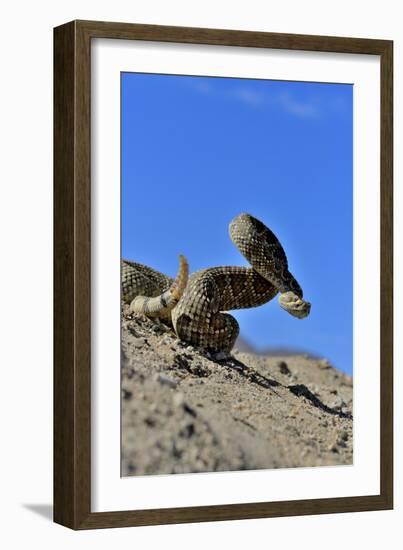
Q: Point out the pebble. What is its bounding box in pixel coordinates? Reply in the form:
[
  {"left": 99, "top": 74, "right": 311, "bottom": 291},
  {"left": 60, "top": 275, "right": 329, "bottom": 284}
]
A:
[
  {"left": 127, "top": 325, "right": 140, "bottom": 337},
  {"left": 331, "top": 396, "right": 344, "bottom": 410},
  {"left": 132, "top": 337, "right": 145, "bottom": 348},
  {"left": 182, "top": 402, "right": 197, "bottom": 417},
  {"left": 340, "top": 430, "right": 349, "bottom": 441},
  {"left": 157, "top": 374, "right": 178, "bottom": 389},
  {"left": 277, "top": 361, "right": 291, "bottom": 375},
  {"left": 122, "top": 389, "right": 132, "bottom": 400},
  {"left": 179, "top": 423, "right": 195, "bottom": 439}
]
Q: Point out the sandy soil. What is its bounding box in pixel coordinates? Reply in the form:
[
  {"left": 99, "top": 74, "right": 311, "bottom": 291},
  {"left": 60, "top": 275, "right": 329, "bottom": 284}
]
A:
[{"left": 121, "top": 305, "right": 353, "bottom": 476}]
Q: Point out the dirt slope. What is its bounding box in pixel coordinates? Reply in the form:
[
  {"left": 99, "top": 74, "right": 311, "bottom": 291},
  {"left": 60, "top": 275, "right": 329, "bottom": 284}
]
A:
[{"left": 121, "top": 305, "right": 353, "bottom": 476}]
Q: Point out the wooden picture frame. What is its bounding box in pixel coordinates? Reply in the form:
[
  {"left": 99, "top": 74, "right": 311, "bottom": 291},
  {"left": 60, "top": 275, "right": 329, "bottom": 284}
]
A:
[{"left": 54, "top": 19, "right": 393, "bottom": 529}]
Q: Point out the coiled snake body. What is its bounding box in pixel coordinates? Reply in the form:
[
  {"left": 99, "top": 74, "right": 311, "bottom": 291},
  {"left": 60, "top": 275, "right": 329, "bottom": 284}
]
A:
[{"left": 122, "top": 213, "right": 311, "bottom": 353}]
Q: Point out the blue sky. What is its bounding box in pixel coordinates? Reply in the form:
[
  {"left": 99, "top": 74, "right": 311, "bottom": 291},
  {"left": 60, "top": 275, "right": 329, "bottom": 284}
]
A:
[{"left": 121, "top": 72, "right": 353, "bottom": 375}]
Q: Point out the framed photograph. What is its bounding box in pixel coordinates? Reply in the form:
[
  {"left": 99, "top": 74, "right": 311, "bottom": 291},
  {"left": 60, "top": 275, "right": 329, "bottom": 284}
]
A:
[{"left": 54, "top": 20, "right": 393, "bottom": 529}]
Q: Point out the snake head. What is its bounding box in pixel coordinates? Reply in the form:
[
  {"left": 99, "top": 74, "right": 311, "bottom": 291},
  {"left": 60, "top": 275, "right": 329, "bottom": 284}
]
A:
[{"left": 279, "top": 291, "right": 311, "bottom": 319}]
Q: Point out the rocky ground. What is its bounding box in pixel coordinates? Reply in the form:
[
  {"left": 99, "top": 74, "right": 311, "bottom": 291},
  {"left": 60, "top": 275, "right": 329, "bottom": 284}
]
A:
[{"left": 121, "top": 304, "right": 353, "bottom": 476}]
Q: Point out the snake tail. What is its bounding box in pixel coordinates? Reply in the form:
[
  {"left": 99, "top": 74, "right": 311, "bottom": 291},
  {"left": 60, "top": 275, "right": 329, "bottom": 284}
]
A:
[{"left": 129, "top": 254, "right": 189, "bottom": 317}]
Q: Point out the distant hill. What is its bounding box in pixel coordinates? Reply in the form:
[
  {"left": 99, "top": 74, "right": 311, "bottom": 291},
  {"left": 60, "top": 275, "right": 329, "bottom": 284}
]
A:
[{"left": 234, "top": 335, "right": 320, "bottom": 359}]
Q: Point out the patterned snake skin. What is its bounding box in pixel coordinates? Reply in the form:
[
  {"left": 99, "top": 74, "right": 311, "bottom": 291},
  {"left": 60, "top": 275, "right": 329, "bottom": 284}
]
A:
[{"left": 122, "top": 213, "right": 311, "bottom": 353}]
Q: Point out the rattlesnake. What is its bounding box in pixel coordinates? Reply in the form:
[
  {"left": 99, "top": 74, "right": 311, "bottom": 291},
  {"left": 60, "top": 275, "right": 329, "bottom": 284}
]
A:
[{"left": 122, "top": 213, "right": 311, "bottom": 353}]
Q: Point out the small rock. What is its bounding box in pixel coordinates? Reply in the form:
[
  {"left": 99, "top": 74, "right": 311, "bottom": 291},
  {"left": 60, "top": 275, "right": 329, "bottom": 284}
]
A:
[
  {"left": 278, "top": 361, "right": 291, "bottom": 375},
  {"left": 331, "top": 396, "right": 345, "bottom": 410},
  {"left": 144, "top": 417, "right": 156, "bottom": 427},
  {"left": 132, "top": 337, "right": 145, "bottom": 348},
  {"left": 122, "top": 389, "right": 132, "bottom": 400},
  {"left": 189, "top": 363, "right": 211, "bottom": 377},
  {"left": 183, "top": 402, "right": 197, "bottom": 417},
  {"left": 179, "top": 423, "right": 195, "bottom": 438},
  {"left": 127, "top": 325, "right": 140, "bottom": 337},
  {"left": 173, "top": 354, "right": 190, "bottom": 371},
  {"left": 340, "top": 430, "right": 349, "bottom": 441},
  {"left": 157, "top": 374, "right": 178, "bottom": 389}
]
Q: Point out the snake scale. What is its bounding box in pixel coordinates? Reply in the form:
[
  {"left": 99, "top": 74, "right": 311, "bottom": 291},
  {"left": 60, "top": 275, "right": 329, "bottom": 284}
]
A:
[{"left": 122, "top": 213, "right": 311, "bottom": 353}]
